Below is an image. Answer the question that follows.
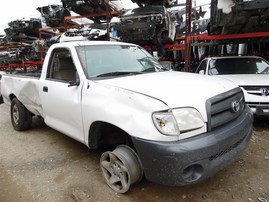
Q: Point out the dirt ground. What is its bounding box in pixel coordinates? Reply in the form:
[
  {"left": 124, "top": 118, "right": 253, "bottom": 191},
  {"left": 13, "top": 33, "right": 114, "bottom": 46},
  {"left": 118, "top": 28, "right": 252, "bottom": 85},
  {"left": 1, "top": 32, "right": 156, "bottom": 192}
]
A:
[{"left": 0, "top": 103, "right": 268, "bottom": 202}]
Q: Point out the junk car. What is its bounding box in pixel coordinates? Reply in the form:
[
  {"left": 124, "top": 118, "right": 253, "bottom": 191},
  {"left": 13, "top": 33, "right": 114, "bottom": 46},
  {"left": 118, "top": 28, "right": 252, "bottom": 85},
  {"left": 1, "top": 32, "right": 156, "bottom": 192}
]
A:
[
  {"left": 112, "top": 5, "right": 176, "bottom": 56},
  {"left": 208, "top": 0, "right": 269, "bottom": 35}
]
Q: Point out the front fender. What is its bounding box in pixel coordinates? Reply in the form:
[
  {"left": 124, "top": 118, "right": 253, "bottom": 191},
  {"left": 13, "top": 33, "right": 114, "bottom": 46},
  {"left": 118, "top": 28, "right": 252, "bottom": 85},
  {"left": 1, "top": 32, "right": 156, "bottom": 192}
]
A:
[{"left": 81, "top": 81, "right": 179, "bottom": 144}]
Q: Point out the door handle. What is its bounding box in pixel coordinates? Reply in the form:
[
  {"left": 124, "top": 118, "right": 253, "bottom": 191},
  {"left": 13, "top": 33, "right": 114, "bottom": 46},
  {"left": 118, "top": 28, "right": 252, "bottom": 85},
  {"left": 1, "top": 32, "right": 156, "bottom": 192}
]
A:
[{"left": 43, "top": 86, "right": 48, "bottom": 92}]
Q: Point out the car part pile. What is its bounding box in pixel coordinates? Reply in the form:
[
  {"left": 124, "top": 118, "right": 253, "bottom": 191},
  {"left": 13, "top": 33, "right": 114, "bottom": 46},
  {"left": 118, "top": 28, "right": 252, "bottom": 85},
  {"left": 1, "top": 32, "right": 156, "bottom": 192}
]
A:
[{"left": 208, "top": 0, "right": 269, "bottom": 35}]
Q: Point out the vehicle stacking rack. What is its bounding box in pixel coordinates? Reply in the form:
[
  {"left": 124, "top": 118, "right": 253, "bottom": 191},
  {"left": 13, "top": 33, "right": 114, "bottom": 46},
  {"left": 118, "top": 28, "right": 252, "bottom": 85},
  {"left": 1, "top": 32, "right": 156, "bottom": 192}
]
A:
[
  {"left": 0, "top": 2, "right": 120, "bottom": 73},
  {"left": 1, "top": 0, "right": 269, "bottom": 73},
  {"left": 182, "top": 31, "right": 269, "bottom": 71},
  {"left": 0, "top": 39, "right": 42, "bottom": 72}
]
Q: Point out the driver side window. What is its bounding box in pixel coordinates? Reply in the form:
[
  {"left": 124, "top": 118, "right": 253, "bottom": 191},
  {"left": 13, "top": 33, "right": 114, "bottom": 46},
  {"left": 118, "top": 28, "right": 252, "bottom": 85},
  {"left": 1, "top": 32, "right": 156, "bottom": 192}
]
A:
[{"left": 47, "top": 48, "right": 77, "bottom": 82}]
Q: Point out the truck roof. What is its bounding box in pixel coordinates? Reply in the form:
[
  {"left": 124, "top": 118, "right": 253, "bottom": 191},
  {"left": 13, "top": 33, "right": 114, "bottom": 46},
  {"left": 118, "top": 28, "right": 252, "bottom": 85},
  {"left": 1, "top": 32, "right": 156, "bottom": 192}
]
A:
[{"left": 54, "top": 40, "right": 137, "bottom": 48}]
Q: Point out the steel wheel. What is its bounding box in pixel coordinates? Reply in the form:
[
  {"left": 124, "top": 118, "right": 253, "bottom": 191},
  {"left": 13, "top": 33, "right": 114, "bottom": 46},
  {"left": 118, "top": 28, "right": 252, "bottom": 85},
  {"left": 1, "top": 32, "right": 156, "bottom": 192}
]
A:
[{"left": 100, "top": 145, "right": 143, "bottom": 193}]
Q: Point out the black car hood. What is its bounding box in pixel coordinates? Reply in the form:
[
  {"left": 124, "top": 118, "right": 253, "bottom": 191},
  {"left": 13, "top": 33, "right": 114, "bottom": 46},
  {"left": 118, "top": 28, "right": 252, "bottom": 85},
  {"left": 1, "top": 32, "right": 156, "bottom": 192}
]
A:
[{"left": 131, "top": 0, "right": 175, "bottom": 7}]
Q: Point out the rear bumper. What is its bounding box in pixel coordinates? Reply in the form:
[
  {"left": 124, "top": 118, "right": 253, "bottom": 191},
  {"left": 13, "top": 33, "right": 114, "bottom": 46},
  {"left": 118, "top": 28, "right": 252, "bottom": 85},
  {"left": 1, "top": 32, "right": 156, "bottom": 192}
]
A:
[{"left": 132, "top": 106, "right": 253, "bottom": 186}]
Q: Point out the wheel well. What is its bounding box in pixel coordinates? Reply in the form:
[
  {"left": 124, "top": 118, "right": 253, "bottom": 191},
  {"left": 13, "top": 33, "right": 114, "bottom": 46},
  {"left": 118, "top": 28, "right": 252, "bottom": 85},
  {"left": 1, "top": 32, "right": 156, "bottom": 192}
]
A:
[
  {"left": 9, "top": 94, "right": 16, "bottom": 101},
  {"left": 88, "top": 121, "right": 133, "bottom": 150},
  {"left": 8, "top": 95, "right": 34, "bottom": 117}
]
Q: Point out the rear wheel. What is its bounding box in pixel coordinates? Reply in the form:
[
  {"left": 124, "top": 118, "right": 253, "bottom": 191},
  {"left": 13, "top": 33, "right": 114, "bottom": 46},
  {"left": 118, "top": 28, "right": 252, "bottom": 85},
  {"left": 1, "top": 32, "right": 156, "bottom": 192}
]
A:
[
  {"left": 100, "top": 145, "right": 143, "bottom": 193},
  {"left": 11, "top": 98, "right": 32, "bottom": 131}
]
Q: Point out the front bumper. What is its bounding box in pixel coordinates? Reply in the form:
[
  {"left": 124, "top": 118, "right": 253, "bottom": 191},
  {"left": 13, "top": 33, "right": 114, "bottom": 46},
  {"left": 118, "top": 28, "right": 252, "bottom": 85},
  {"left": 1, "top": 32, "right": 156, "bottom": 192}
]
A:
[
  {"left": 247, "top": 103, "right": 269, "bottom": 117},
  {"left": 132, "top": 106, "right": 253, "bottom": 186}
]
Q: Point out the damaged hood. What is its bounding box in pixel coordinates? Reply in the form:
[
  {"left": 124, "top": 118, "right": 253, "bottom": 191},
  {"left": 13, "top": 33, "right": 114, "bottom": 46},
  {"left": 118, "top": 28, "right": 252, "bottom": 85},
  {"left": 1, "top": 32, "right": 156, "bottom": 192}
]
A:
[{"left": 96, "top": 71, "right": 237, "bottom": 108}]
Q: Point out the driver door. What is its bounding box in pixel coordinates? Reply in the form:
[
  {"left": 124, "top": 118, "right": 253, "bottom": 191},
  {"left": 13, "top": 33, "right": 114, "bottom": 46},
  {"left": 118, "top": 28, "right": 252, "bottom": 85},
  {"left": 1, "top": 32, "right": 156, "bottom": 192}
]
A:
[{"left": 39, "top": 48, "right": 85, "bottom": 143}]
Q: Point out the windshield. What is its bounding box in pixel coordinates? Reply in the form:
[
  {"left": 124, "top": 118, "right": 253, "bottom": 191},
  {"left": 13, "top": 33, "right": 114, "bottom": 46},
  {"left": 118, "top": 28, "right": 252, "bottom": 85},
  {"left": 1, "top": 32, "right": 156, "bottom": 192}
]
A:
[
  {"left": 76, "top": 45, "right": 164, "bottom": 79},
  {"left": 208, "top": 58, "right": 269, "bottom": 75},
  {"left": 123, "top": 5, "right": 164, "bottom": 16}
]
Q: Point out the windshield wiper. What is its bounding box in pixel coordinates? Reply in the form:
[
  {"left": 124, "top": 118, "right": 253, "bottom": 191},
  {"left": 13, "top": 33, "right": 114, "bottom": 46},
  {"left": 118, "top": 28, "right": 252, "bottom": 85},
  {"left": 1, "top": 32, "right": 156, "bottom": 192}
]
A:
[
  {"left": 141, "top": 67, "right": 157, "bottom": 72},
  {"left": 96, "top": 71, "right": 142, "bottom": 77}
]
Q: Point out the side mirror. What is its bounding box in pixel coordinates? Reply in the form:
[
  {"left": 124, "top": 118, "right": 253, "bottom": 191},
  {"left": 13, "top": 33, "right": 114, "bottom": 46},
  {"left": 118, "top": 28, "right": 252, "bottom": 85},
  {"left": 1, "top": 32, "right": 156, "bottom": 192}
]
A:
[{"left": 68, "top": 72, "right": 80, "bottom": 87}]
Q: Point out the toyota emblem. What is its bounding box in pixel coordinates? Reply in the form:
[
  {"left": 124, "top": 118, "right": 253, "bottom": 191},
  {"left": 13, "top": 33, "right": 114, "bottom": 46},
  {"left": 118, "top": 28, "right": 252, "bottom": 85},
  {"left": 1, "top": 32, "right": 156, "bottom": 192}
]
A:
[{"left": 231, "top": 100, "right": 240, "bottom": 113}]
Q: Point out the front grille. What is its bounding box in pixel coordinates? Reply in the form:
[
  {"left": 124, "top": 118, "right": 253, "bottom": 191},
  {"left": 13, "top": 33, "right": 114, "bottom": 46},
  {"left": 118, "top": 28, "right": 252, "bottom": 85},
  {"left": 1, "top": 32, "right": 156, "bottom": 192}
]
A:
[
  {"left": 246, "top": 102, "right": 269, "bottom": 107},
  {"left": 241, "top": 85, "right": 269, "bottom": 96},
  {"left": 206, "top": 88, "right": 245, "bottom": 131},
  {"left": 115, "top": 22, "right": 156, "bottom": 41}
]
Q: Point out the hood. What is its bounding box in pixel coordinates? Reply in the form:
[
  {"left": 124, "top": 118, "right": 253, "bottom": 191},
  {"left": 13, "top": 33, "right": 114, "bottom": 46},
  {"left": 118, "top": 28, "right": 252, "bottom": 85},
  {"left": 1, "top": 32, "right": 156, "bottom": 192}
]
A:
[
  {"left": 217, "top": 74, "right": 269, "bottom": 86},
  {"left": 96, "top": 71, "right": 237, "bottom": 109}
]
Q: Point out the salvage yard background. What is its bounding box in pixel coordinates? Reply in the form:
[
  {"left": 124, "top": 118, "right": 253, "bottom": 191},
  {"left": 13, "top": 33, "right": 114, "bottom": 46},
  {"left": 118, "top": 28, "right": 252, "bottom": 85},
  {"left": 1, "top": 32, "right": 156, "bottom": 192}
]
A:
[
  {"left": 0, "top": 0, "right": 269, "bottom": 201},
  {"left": 0, "top": 104, "right": 268, "bottom": 202}
]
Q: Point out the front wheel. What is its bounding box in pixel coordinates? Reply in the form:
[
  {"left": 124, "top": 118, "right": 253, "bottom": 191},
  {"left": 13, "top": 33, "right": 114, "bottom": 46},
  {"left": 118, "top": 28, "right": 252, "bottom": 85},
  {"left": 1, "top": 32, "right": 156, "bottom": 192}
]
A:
[
  {"left": 100, "top": 145, "right": 143, "bottom": 193},
  {"left": 11, "top": 98, "right": 32, "bottom": 131}
]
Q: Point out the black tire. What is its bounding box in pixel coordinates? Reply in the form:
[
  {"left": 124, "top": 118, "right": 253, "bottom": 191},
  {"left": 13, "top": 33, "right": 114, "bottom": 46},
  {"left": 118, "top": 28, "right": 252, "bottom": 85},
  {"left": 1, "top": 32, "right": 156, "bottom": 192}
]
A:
[
  {"left": 0, "top": 95, "right": 3, "bottom": 104},
  {"left": 156, "top": 28, "right": 170, "bottom": 57},
  {"left": 10, "top": 98, "right": 32, "bottom": 131}
]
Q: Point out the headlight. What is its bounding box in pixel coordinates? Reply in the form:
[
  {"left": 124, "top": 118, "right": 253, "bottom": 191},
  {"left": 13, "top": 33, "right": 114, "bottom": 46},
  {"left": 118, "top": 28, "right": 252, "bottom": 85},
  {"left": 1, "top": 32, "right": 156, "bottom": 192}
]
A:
[
  {"left": 152, "top": 108, "right": 204, "bottom": 136},
  {"left": 172, "top": 108, "right": 204, "bottom": 132},
  {"left": 152, "top": 112, "right": 179, "bottom": 136},
  {"left": 155, "top": 16, "right": 163, "bottom": 23},
  {"left": 149, "top": 15, "right": 163, "bottom": 23}
]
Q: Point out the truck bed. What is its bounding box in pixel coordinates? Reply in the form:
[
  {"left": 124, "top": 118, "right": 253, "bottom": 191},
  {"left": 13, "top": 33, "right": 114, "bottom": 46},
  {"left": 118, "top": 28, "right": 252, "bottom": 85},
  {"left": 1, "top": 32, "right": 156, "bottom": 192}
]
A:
[{"left": 1, "top": 74, "right": 43, "bottom": 116}]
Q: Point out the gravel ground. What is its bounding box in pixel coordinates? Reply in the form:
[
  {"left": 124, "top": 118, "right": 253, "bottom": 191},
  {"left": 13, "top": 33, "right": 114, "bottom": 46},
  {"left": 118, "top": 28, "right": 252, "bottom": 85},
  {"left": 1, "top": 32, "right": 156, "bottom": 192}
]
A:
[{"left": 0, "top": 104, "right": 268, "bottom": 202}]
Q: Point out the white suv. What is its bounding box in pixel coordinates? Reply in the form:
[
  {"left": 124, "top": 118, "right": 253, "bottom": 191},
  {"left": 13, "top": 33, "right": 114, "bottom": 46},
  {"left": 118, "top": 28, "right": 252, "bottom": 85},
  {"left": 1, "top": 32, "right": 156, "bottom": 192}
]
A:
[{"left": 196, "top": 56, "right": 269, "bottom": 117}]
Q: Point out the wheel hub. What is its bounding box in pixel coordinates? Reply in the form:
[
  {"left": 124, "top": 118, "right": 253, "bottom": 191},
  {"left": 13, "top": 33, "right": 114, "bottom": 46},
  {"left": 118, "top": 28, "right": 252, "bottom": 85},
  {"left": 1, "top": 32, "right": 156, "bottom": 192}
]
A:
[{"left": 100, "top": 145, "right": 143, "bottom": 193}]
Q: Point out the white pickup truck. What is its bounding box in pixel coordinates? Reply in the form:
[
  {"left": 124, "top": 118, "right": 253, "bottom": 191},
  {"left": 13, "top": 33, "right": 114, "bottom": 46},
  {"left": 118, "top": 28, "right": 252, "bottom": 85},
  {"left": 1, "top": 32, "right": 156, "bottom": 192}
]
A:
[
  {"left": 195, "top": 56, "right": 269, "bottom": 117},
  {"left": 1, "top": 41, "right": 253, "bottom": 193}
]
